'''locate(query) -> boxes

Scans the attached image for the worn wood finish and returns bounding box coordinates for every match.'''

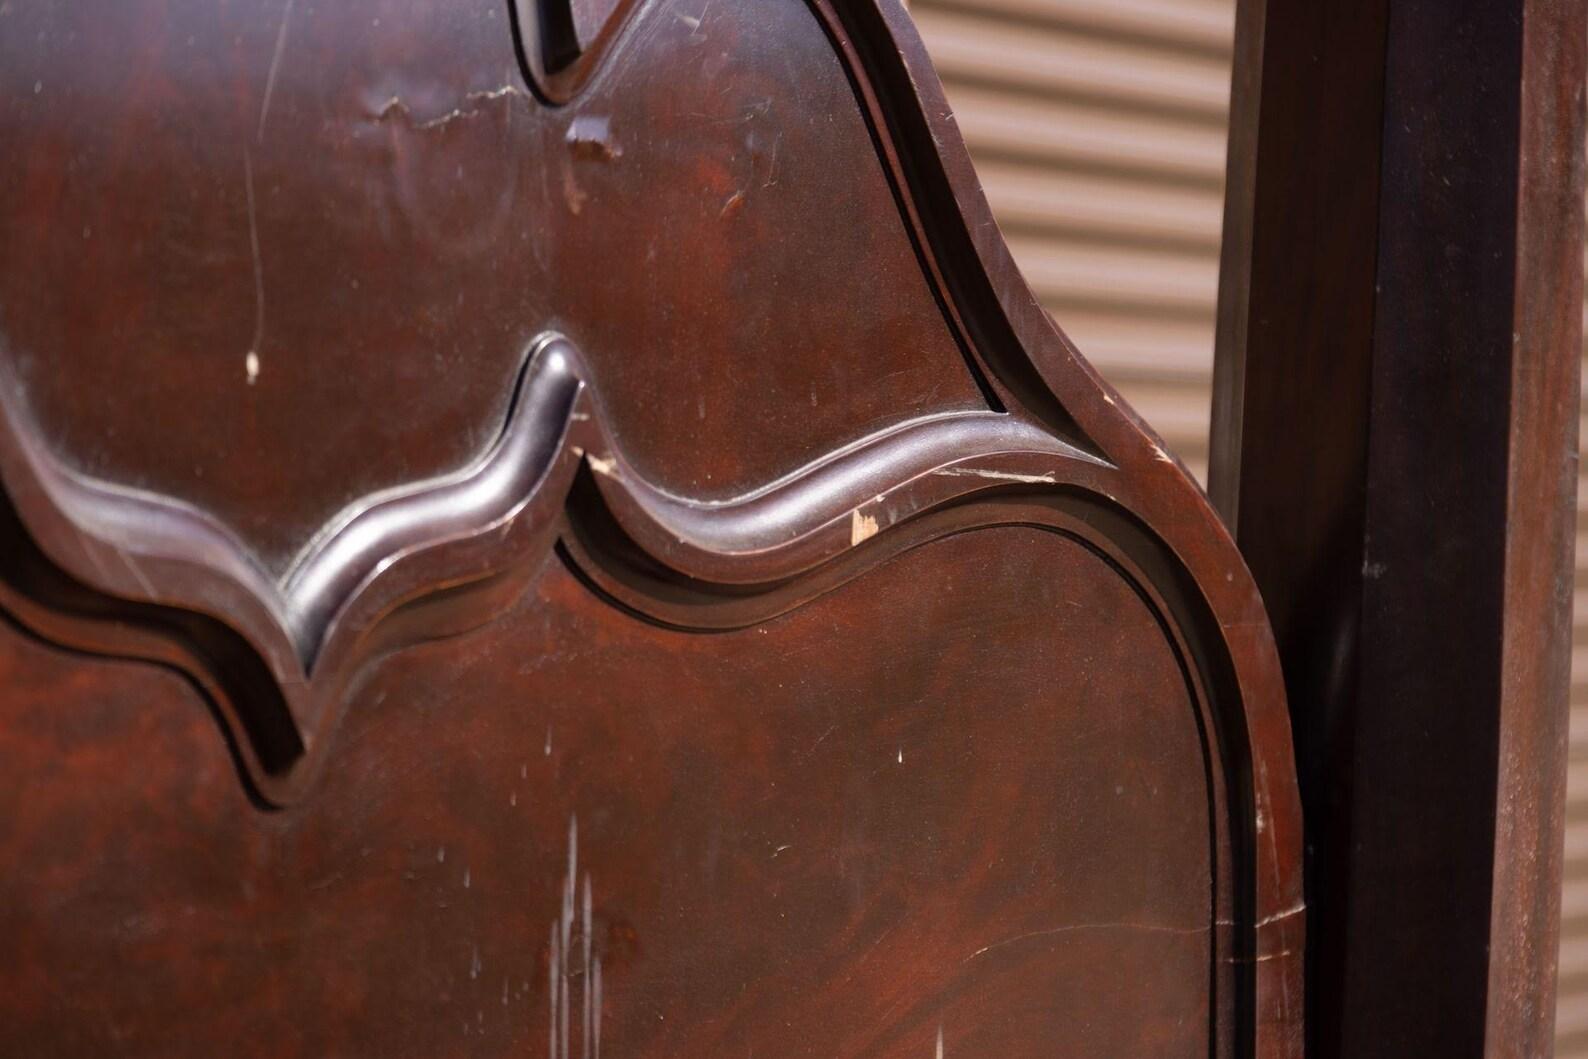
[1212,0,1586,1053]
[0,0,1302,1054]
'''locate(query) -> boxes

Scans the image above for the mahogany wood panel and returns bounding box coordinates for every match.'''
[0,0,1301,1054]
[1212,0,1585,1053]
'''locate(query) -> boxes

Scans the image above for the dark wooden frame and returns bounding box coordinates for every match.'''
[1213,0,1587,1052]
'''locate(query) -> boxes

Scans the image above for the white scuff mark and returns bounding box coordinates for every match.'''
[897,748,904,765]
[935,466,1055,485]
[256,0,295,140]
[463,867,471,889]
[242,147,265,385]
[850,508,879,546]
[936,1024,945,1059]
[587,454,618,477]
[544,727,552,756]
[680,0,713,40]
[375,85,526,132]
[565,114,621,161]
[772,844,792,857]
[510,790,517,807]
[1152,446,1174,464]
[548,814,602,1059]
[1255,900,1306,928]
[437,846,446,863]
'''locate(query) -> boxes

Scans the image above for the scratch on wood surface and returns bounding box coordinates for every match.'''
[374,85,525,132]
[566,114,621,161]
[850,508,879,546]
[548,815,602,1059]
[1256,901,1305,928]
[256,0,295,140]
[118,551,157,597]
[962,920,1209,965]
[242,148,265,384]
[935,466,1056,485]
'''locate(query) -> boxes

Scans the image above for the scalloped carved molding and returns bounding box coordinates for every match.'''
[0,332,1108,797]
[0,0,1303,1049]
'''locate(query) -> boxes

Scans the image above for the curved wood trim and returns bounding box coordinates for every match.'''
[0,1,1303,1048]
[0,335,1109,786]
[507,0,645,105]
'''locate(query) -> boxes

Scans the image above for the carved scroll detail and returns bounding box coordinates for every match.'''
[0,332,1107,803]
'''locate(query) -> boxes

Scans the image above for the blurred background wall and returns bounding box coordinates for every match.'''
[908,0,1588,1051]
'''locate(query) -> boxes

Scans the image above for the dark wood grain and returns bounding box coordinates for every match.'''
[0,0,1303,1053]
[1212,0,1585,1053]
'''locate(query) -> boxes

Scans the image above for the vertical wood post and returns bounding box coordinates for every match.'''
[1212,0,1586,1053]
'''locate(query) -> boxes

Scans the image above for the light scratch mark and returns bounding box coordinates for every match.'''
[375,85,526,132]
[807,724,837,756]
[256,0,295,141]
[935,466,1055,485]
[936,1024,945,1059]
[763,132,782,188]
[962,920,1209,965]
[850,508,879,546]
[118,551,157,598]
[1256,900,1305,928]
[242,148,265,385]
[548,814,602,1059]
[587,454,618,477]
[583,873,593,1058]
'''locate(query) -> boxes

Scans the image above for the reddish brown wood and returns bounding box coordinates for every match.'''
[1212,0,1585,1053]
[0,0,1302,1054]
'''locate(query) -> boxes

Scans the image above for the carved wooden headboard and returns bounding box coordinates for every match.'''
[0,0,1302,1053]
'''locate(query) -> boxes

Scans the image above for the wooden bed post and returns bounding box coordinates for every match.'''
[1212,0,1587,1053]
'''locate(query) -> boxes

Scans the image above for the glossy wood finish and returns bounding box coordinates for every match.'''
[1212,0,1586,1053]
[0,0,1301,1054]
